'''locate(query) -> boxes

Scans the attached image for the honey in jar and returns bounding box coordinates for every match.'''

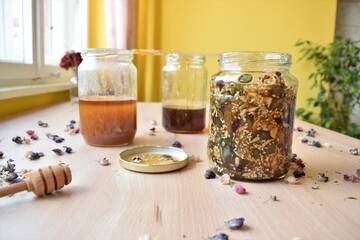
[79,97,136,146]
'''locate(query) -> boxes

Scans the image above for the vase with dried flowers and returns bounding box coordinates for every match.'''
[59,51,83,103]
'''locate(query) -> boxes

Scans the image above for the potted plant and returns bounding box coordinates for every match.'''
[295,36,360,139]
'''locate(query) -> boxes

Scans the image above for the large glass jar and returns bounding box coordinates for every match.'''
[78,49,137,147]
[162,53,207,133]
[208,52,298,180]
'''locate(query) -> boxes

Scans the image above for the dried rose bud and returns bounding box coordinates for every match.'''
[233,183,246,194]
[100,158,110,166]
[343,174,357,182]
[285,176,300,184]
[26,130,35,135]
[220,174,231,185]
[30,134,39,140]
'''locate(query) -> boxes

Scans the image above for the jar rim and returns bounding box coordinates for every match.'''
[219,51,291,65]
[165,52,206,63]
[82,48,133,57]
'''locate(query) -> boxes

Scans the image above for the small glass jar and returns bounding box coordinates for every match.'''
[208,52,298,180]
[78,49,137,146]
[162,53,207,133]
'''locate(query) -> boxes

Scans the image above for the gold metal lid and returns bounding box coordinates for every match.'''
[119,145,188,173]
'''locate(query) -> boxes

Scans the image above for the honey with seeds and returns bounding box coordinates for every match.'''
[208,52,298,180]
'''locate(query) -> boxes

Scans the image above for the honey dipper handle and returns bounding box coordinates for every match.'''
[0,181,28,198]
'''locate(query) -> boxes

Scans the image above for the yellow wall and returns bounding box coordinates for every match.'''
[88,0,107,48]
[137,0,337,108]
[0,91,69,118]
[0,0,337,117]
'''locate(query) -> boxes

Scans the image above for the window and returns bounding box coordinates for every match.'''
[0,0,87,84]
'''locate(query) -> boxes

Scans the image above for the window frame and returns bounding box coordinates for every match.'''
[0,0,88,87]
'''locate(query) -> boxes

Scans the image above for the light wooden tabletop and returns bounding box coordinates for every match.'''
[0,102,359,240]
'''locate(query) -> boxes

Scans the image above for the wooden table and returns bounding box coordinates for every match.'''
[0,102,359,240]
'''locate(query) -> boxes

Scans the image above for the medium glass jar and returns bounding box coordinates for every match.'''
[78,49,137,146]
[162,53,207,133]
[208,52,298,180]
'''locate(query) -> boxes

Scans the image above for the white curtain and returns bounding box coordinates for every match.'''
[104,0,135,49]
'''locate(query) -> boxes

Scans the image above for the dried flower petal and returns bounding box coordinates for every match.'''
[205,169,216,179]
[23,138,31,144]
[38,120,48,127]
[12,136,23,144]
[317,173,329,182]
[296,127,304,132]
[63,146,73,154]
[52,149,63,156]
[149,127,156,135]
[100,158,110,166]
[30,134,39,140]
[132,156,142,163]
[343,174,358,182]
[263,195,278,203]
[208,233,229,240]
[285,176,300,184]
[356,169,360,178]
[224,217,245,229]
[293,170,305,178]
[26,130,35,135]
[349,148,359,155]
[306,128,317,137]
[233,183,246,194]
[220,174,231,185]
[59,51,82,70]
[150,120,157,126]
[172,140,182,148]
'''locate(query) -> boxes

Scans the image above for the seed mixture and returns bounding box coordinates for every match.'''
[208,71,297,180]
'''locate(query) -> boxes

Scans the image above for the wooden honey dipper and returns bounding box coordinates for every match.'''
[0,165,72,198]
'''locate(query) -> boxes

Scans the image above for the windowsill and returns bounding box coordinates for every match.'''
[0,82,70,100]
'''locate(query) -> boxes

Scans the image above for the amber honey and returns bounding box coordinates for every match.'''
[162,105,206,133]
[79,98,136,146]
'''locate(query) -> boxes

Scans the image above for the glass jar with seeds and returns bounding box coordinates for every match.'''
[162,53,208,133]
[207,52,298,180]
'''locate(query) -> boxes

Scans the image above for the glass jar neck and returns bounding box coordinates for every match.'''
[219,51,291,72]
[165,53,205,65]
[81,48,133,61]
